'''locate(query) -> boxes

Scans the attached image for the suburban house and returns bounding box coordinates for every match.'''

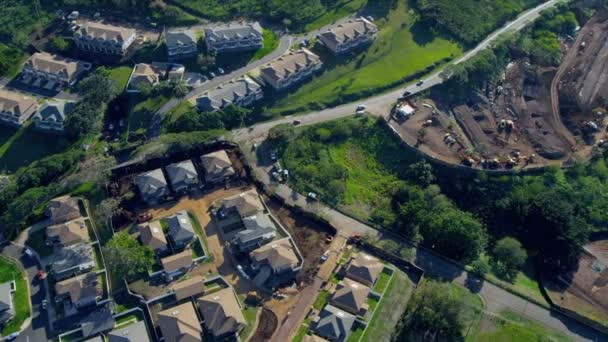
[138,221,168,255]
[46,217,90,246]
[171,275,205,301]
[196,76,263,112]
[135,169,170,204]
[312,304,356,342]
[0,281,14,327]
[46,196,82,224]
[200,150,236,184]
[303,335,331,342]
[318,18,378,55]
[21,52,92,87]
[166,29,198,59]
[49,242,96,280]
[167,210,196,248]
[54,272,101,312]
[250,238,301,288]
[0,90,37,127]
[126,62,185,93]
[233,214,277,253]
[330,278,370,316]
[197,287,246,339]
[32,100,76,133]
[107,320,151,342]
[161,249,193,278]
[219,189,265,218]
[345,253,384,287]
[74,21,136,55]
[79,305,115,339]
[204,22,263,53]
[157,302,202,342]
[165,160,199,194]
[260,49,323,91]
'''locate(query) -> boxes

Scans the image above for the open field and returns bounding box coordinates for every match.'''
[267,0,462,115]
[250,30,280,62]
[303,0,367,32]
[127,96,169,135]
[282,116,417,222]
[0,257,30,335]
[108,66,133,91]
[0,124,70,173]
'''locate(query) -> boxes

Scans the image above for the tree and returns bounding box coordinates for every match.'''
[103,232,156,280]
[491,237,527,281]
[405,161,435,187]
[471,258,491,277]
[51,36,69,52]
[395,280,464,341]
[268,123,296,144]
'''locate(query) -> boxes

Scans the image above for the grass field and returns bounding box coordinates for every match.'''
[476,310,570,342]
[312,290,330,310]
[303,0,368,32]
[240,305,259,340]
[372,269,391,293]
[108,66,133,91]
[0,123,70,173]
[267,0,462,115]
[127,96,168,135]
[0,257,30,335]
[282,116,417,221]
[250,29,280,62]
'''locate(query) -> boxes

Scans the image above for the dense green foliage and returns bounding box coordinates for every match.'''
[280,117,486,262]
[131,129,225,160]
[395,280,464,340]
[165,105,251,133]
[414,0,540,45]
[103,231,156,280]
[492,237,528,281]
[65,68,119,140]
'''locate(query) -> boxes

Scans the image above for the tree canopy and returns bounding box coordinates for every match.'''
[103,231,156,280]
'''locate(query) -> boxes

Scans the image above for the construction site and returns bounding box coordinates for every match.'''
[390,10,608,171]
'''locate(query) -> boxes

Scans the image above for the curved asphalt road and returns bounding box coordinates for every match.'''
[0,243,51,342]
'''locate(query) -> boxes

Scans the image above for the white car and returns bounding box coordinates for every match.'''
[307,192,318,201]
[24,249,34,258]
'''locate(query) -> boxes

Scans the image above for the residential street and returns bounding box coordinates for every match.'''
[0,243,51,342]
[244,142,608,342]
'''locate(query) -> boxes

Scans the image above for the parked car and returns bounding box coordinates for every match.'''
[366,16,374,21]
[218,67,225,75]
[416,80,424,86]
[403,90,412,97]
[270,150,278,161]
[209,72,216,78]
[41,299,48,310]
[292,119,302,125]
[24,249,34,258]
[137,212,152,223]
[320,251,330,262]
[307,192,318,201]
[356,104,366,111]
[36,270,47,280]
[108,123,114,131]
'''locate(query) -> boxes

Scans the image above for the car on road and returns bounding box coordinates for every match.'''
[209,72,216,78]
[403,90,412,97]
[320,250,330,262]
[36,270,47,280]
[218,67,225,75]
[42,299,48,310]
[366,16,374,21]
[292,119,302,125]
[24,248,34,258]
[270,150,278,161]
[307,192,318,201]
[6,332,19,340]
[356,104,366,111]
[416,80,424,86]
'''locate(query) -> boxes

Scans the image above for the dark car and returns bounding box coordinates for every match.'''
[416,80,424,86]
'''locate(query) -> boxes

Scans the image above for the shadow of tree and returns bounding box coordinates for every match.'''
[410,21,437,46]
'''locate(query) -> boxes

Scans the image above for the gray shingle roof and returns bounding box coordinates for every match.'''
[107,320,151,342]
[167,210,195,244]
[165,160,198,191]
[135,169,168,201]
[197,287,245,338]
[166,30,196,49]
[204,22,262,42]
[196,76,261,112]
[313,305,355,341]
[33,100,75,123]
[235,214,276,245]
[50,242,95,275]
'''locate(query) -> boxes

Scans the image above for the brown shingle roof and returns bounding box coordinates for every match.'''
[79,21,135,42]
[260,49,321,82]
[345,253,383,286]
[55,272,101,304]
[25,52,86,80]
[197,287,245,338]
[139,221,168,252]
[330,278,370,315]
[47,218,89,246]
[46,196,81,224]
[220,189,264,217]
[319,18,377,46]
[0,90,37,118]
[200,150,235,180]
[161,249,193,273]
[157,302,202,342]
[129,63,165,89]
[251,238,299,272]
[172,275,205,301]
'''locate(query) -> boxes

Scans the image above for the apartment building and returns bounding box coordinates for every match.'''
[204,22,263,53]
[196,76,263,112]
[32,100,75,133]
[318,17,378,54]
[21,52,92,87]
[260,49,322,91]
[0,90,37,127]
[74,21,136,55]
[166,29,198,59]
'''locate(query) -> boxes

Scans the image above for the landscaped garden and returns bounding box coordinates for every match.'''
[0,257,30,335]
[265,0,462,115]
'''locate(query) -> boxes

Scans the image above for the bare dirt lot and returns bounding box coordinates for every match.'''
[250,308,278,342]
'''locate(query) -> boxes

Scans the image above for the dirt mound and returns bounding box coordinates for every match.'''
[250,308,278,342]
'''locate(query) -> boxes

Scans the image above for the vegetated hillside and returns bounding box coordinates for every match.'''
[413,0,541,45]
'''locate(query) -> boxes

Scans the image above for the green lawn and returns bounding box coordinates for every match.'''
[476,310,570,342]
[0,257,30,335]
[240,305,259,340]
[372,269,391,293]
[293,320,311,342]
[250,29,280,62]
[446,283,484,340]
[313,290,330,310]
[267,0,462,115]
[304,0,368,32]
[361,269,413,341]
[108,66,133,91]
[187,212,213,262]
[127,95,169,135]
[164,100,195,125]
[346,323,365,342]
[0,123,70,173]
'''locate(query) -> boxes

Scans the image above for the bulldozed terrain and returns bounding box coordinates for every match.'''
[391,11,608,170]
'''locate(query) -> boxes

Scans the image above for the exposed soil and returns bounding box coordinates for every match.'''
[250,308,278,342]
[264,197,336,284]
